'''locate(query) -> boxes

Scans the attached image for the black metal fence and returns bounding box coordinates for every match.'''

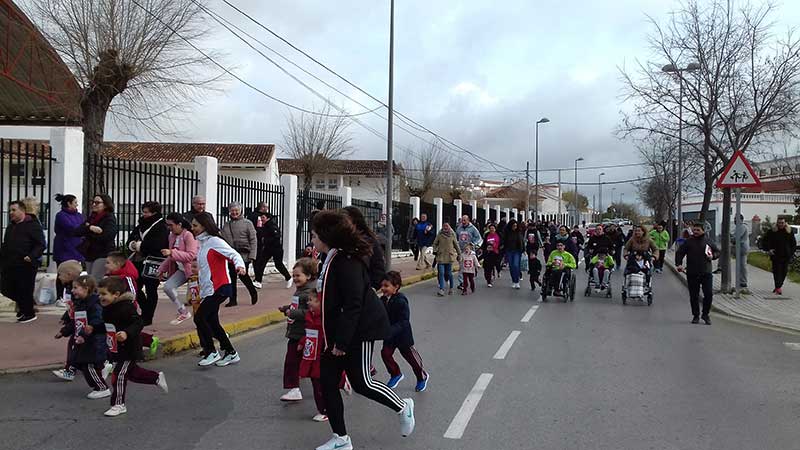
[296,190,342,256]
[0,139,54,264]
[477,207,487,229]
[351,198,383,235]
[420,201,437,230]
[489,208,497,222]
[85,154,199,249]
[463,203,473,222]
[217,175,285,228]
[442,202,457,227]
[392,200,412,250]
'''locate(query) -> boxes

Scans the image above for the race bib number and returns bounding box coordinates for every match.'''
[463,259,474,269]
[105,323,117,353]
[487,237,498,247]
[460,232,469,242]
[528,234,536,244]
[303,329,319,361]
[74,311,88,335]
[187,279,201,306]
[287,296,299,324]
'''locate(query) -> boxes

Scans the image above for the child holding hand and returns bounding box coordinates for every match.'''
[278,258,316,402]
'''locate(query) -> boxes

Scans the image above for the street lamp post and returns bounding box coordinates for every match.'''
[611,187,617,210]
[534,117,550,221]
[662,62,700,226]
[573,157,583,226]
[384,0,395,268]
[598,172,605,220]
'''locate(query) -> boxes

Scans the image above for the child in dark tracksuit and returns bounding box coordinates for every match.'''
[482,243,501,287]
[54,275,109,399]
[528,255,543,291]
[380,271,429,392]
[278,258,316,402]
[105,252,159,358]
[98,276,167,417]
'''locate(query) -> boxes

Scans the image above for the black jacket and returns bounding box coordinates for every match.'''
[0,215,45,269]
[321,252,390,351]
[382,292,414,348]
[76,213,118,261]
[102,293,144,362]
[503,229,525,253]
[586,234,613,256]
[675,234,720,274]
[763,229,797,261]
[59,294,107,365]
[251,213,283,252]
[365,234,387,290]
[127,214,169,259]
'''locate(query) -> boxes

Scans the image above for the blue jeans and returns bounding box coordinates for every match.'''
[507,251,522,283]
[437,263,454,290]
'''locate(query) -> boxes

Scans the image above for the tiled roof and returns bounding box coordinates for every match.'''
[278,158,402,176]
[101,142,275,164]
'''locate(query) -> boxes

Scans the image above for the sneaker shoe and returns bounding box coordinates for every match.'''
[691,316,700,324]
[776,288,783,295]
[149,336,160,358]
[312,413,329,422]
[415,372,429,392]
[387,373,404,389]
[87,389,111,399]
[702,315,712,325]
[447,289,453,295]
[198,352,221,367]
[52,368,75,381]
[399,398,415,437]
[286,278,294,289]
[215,350,241,367]
[17,315,37,324]
[437,290,445,297]
[315,434,352,450]
[280,387,303,402]
[55,299,67,308]
[253,281,263,289]
[102,362,113,380]
[104,404,127,417]
[170,310,192,325]
[157,372,169,393]
[487,283,493,288]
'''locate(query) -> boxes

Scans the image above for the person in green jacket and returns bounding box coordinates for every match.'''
[649,223,670,273]
[589,249,615,289]
[546,241,577,295]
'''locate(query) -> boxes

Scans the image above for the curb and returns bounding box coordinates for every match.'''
[1,267,444,375]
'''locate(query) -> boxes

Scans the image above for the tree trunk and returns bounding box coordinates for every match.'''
[698,157,715,222]
[80,97,111,207]
[719,187,732,293]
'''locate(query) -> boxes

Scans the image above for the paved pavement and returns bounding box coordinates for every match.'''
[2,263,800,450]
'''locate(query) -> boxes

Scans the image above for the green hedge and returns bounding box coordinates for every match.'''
[748,252,800,284]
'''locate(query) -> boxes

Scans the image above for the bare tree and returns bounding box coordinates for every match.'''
[402,142,466,202]
[282,103,353,193]
[561,191,589,213]
[619,0,800,291]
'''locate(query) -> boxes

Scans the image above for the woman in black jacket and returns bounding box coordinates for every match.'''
[126,201,169,326]
[76,194,118,279]
[0,200,45,322]
[311,210,415,450]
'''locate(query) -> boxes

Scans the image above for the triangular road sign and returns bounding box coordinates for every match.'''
[716,150,762,188]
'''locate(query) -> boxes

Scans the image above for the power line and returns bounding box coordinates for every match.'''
[401,162,649,174]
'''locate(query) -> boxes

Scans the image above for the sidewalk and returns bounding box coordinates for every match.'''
[0,256,435,373]
[665,248,800,333]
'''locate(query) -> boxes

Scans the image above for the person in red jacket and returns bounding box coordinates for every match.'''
[298,291,327,422]
[105,252,159,357]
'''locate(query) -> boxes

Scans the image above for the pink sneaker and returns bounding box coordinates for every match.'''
[170,310,192,325]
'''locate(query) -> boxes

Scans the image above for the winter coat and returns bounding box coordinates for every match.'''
[126,214,169,262]
[382,292,414,348]
[624,237,658,258]
[483,232,502,254]
[299,309,323,379]
[415,221,435,247]
[250,213,283,252]
[53,207,85,263]
[221,216,258,261]
[432,230,460,264]
[547,250,577,270]
[157,230,198,277]
[102,293,144,362]
[763,228,797,261]
[0,215,45,269]
[734,223,750,252]
[586,233,613,256]
[76,212,118,262]
[59,293,107,365]
[503,229,525,253]
[318,250,390,351]
[407,222,418,246]
[590,254,616,270]
[460,251,481,275]
[107,259,140,293]
[195,232,246,298]
[455,223,483,252]
[570,230,585,249]
[675,234,720,275]
[649,229,670,251]
[285,283,314,340]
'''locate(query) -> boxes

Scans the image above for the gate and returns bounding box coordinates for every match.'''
[217,175,284,227]
[392,201,412,250]
[296,190,342,256]
[420,201,437,230]
[442,203,457,227]
[351,198,383,234]
[463,203,473,222]
[477,207,487,230]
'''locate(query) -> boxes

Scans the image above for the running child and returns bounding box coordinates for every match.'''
[460,244,481,295]
[105,252,159,358]
[52,260,91,381]
[298,289,327,422]
[482,242,501,288]
[590,249,615,289]
[278,257,316,402]
[528,254,543,292]
[380,271,429,392]
[157,212,198,325]
[54,275,110,399]
[98,276,168,417]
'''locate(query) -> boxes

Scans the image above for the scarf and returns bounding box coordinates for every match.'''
[89,210,107,225]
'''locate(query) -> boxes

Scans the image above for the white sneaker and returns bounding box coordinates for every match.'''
[87,389,111,399]
[280,387,302,402]
[253,281,263,289]
[487,283,493,288]
[54,299,67,308]
[286,278,294,289]
[157,372,169,393]
[312,413,329,422]
[399,398,415,437]
[198,352,220,367]
[52,368,75,381]
[101,362,113,380]
[104,404,127,417]
[215,350,241,367]
[316,434,352,450]
[170,310,192,325]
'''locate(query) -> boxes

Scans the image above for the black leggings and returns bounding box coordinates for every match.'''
[227,262,258,305]
[194,286,235,355]
[771,257,790,289]
[320,341,405,437]
[137,276,161,326]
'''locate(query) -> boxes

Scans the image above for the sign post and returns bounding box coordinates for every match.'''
[715,151,762,297]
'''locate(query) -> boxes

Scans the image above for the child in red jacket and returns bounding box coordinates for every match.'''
[298,291,327,422]
[105,252,159,358]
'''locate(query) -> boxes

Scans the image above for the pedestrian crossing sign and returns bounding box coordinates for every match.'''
[716,151,761,188]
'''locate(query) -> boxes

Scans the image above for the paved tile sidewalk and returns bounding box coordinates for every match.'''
[665,248,800,332]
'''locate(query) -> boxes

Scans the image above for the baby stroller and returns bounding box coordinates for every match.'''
[621,251,653,306]
[584,252,614,299]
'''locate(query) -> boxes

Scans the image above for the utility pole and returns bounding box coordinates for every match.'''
[384,0,395,268]
[557,169,562,219]
[525,161,530,216]
[598,172,605,220]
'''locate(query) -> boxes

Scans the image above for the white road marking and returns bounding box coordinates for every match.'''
[493,330,521,360]
[784,342,800,350]
[521,305,539,322]
[443,373,494,440]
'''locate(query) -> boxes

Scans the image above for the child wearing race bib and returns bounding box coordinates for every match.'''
[278,258,317,403]
[460,244,481,295]
[52,260,86,382]
[298,290,327,422]
[105,252,160,358]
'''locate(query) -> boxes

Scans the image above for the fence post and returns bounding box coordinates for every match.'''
[495,205,501,222]
[410,196,421,219]
[512,208,518,221]
[454,199,463,220]
[504,208,510,221]
[194,156,219,219]
[339,186,352,207]
[434,197,443,229]
[49,127,85,269]
[281,175,298,269]
[470,200,478,220]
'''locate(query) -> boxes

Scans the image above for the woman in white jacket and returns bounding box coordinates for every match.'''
[191,212,246,367]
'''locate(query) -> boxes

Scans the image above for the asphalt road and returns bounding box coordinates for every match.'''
[2,264,800,450]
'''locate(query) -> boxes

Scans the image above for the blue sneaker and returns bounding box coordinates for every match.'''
[387,373,404,389]
[415,372,429,392]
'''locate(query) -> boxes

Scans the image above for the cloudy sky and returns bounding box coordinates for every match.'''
[6,0,800,210]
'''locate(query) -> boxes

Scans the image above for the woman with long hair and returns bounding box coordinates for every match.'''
[311,210,415,450]
[53,194,85,305]
[76,194,118,279]
[503,219,525,289]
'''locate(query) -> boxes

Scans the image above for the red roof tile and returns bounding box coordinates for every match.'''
[278,158,401,176]
[101,142,274,164]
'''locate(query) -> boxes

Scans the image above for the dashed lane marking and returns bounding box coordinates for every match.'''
[521,305,539,323]
[443,373,494,440]
[784,342,800,350]
[493,330,521,360]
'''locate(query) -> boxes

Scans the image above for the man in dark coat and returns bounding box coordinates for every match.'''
[676,224,720,325]
[1,201,45,322]
[762,217,797,295]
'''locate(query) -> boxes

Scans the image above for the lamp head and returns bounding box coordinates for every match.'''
[662,64,678,73]
[537,118,550,124]
[686,62,701,71]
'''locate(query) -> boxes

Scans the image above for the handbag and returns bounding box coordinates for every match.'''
[141,256,166,280]
[521,256,529,273]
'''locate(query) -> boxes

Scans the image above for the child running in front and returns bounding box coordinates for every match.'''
[380,271,429,392]
[298,289,327,422]
[105,252,159,358]
[98,276,168,417]
[54,275,110,400]
[460,244,481,295]
[278,257,316,402]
